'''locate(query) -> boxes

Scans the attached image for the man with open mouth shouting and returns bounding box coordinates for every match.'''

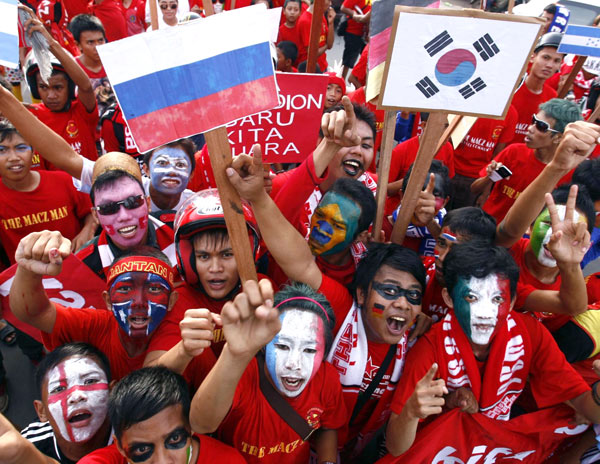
[10,231,184,381]
[384,241,600,460]
[227,146,426,462]
[22,343,113,463]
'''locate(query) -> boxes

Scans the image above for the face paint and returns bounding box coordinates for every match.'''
[126,427,190,463]
[530,205,585,268]
[371,281,423,305]
[372,302,385,318]
[149,147,192,195]
[308,191,361,256]
[451,274,512,346]
[94,177,148,249]
[265,309,325,398]
[109,272,171,338]
[46,356,109,443]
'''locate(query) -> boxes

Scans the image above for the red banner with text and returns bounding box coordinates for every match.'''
[376,406,587,464]
[226,73,328,163]
[0,255,107,343]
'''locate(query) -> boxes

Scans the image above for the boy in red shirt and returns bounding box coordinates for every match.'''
[79,367,244,463]
[23,11,99,162]
[277,0,302,51]
[297,0,335,71]
[275,41,298,72]
[69,14,107,82]
[190,280,346,463]
[324,72,345,109]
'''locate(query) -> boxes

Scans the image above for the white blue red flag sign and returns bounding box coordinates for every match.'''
[558,25,600,58]
[380,8,543,118]
[97,5,278,153]
[0,0,18,68]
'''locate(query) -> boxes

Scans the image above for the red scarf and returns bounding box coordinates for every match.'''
[437,312,532,420]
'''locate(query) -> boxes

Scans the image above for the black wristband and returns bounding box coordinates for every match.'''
[592,380,600,406]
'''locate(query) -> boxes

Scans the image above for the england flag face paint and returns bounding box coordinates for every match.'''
[265,309,325,398]
[46,356,109,443]
[149,147,191,195]
[452,274,511,346]
[109,271,171,338]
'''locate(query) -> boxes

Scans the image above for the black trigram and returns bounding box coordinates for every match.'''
[416,76,439,98]
[459,77,486,99]
[473,34,499,61]
[459,77,486,98]
[424,31,453,57]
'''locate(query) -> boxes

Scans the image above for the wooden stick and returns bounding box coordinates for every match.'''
[589,102,600,124]
[507,0,515,14]
[557,56,586,99]
[149,0,159,30]
[205,127,258,283]
[306,0,324,73]
[230,0,236,9]
[433,114,455,155]
[390,112,448,245]
[202,0,215,16]
[373,110,397,242]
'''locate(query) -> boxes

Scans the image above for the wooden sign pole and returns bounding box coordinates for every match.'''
[557,56,586,99]
[202,4,257,283]
[589,103,600,123]
[150,0,159,30]
[306,0,325,73]
[433,114,457,154]
[507,0,515,14]
[373,110,397,242]
[390,112,448,245]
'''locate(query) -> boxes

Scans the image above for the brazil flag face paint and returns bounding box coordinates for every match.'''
[308,192,361,256]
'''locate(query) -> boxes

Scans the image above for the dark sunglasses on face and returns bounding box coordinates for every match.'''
[94,195,146,216]
[212,0,225,4]
[160,3,178,9]
[531,114,560,134]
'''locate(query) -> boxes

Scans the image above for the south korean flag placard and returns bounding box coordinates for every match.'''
[380,8,544,118]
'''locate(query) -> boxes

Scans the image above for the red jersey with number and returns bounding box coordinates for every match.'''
[29,99,98,162]
[42,303,181,381]
[454,106,518,178]
[0,171,91,264]
[217,358,347,463]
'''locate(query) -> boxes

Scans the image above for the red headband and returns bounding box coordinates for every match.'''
[275,297,331,324]
[107,257,175,288]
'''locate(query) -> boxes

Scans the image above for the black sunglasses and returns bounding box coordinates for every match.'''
[160,3,177,9]
[94,195,146,216]
[531,114,560,134]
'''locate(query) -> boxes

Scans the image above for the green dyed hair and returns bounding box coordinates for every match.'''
[539,98,582,134]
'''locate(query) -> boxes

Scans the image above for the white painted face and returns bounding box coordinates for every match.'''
[264,309,325,398]
[531,205,584,268]
[452,274,511,346]
[149,147,192,195]
[46,356,109,443]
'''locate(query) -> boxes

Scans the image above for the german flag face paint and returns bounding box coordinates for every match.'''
[372,302,385,318]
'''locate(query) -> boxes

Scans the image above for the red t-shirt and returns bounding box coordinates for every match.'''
[76,56,107,79]
[297,10,328,71]
[277,24,302,60]
[508,82,557,145]
[29,99,99,162]
[0,171,91,264]
[89,0,128,42]
[342,0,370,36]
[122,0,146,36]
[42,303,181,381]
[481,144,546,223]
[390,312,590,416]
[453,106,518,178]
[78,434,245,463]
[217,357,347,463]
[420,257,451,324]
[350,44,368,88]
[188,145,216,192]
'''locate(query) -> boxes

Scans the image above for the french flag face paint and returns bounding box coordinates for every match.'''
[109,271,170,338]
[265,309,325,398]
[45,356,109,443]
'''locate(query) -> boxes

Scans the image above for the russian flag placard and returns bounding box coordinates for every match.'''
[97,5,278,152]
[558,25,600,58]
[0,0,18,68]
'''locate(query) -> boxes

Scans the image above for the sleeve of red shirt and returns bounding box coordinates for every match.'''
[317,274,354,334]
[271,152,328,198]
[41,304,111,352]
[498,106,518,144]
[390,334,437,415]
[524,314,591,408]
